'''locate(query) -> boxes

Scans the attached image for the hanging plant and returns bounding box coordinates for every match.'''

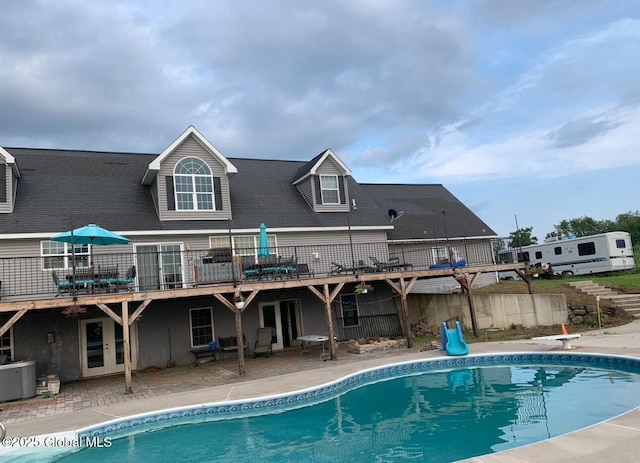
[355,282,374,294]
[453,271,469,286]
[233,292,246,309]
[61,304,87,318]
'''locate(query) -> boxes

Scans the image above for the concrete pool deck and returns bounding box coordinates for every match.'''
[3,320,640,462]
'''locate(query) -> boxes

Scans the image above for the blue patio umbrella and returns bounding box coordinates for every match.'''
[51,224,130,266]
[258,223,270,257]
[52,224,130,246]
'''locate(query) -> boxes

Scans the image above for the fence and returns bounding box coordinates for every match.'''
[0,238,507,300]
[333,314,404,340]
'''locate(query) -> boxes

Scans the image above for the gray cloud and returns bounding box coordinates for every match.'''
[547,117,621,149]
[0,0,481,160]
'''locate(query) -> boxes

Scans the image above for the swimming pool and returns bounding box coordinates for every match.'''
[5,352,640,462]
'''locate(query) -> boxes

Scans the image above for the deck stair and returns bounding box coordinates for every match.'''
[565,280,640,318]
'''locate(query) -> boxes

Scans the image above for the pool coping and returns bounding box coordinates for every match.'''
[3,351,640,461]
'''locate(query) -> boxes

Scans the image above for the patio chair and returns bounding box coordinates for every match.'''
[254,327,273,359]
[115,265,136,291]
[52,271,73,296]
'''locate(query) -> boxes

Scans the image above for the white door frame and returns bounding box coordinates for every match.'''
[80,317,138,378]
[134,242,184,291]
[258,302,283,351]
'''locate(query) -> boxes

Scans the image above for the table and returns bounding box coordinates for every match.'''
[297,335,331,361]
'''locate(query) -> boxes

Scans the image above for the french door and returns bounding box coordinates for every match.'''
[80,317,137,377]
[258,300,302,350]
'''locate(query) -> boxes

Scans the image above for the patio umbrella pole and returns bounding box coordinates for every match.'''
[71,229,77,297]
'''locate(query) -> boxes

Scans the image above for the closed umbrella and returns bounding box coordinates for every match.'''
[258,223,270,257]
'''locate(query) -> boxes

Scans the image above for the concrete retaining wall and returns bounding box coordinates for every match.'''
[408,293,568,330]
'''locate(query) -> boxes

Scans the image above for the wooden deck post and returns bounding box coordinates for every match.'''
[122,300,132,393]
[398,278,413,348]
[235,308,246,376]
[323,284,337,360]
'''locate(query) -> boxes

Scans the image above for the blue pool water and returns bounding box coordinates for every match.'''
[49,360,640,463]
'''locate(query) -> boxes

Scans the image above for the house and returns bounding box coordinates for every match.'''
[0,126,512,387]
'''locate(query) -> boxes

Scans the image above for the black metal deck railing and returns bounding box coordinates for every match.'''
[0,238,514,301]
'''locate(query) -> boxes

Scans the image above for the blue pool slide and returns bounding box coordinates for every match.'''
[440,321,469,356]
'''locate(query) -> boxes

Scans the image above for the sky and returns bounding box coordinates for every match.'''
[1,0,639,240]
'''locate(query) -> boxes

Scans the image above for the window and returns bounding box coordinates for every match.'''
[535,251,542,259]
[190,307,214,348]
[41,241,90,270]
[174,157,214,211]
[578,242,596,256]
[0,325,12,363]
[319,175,340,204]
[340,294,359,327]
[433,247,448,264]
[209,237,231,249]
[554,247,562,255]
[232,235,277,264]
[616,239,626,249]
[517,251,530,262]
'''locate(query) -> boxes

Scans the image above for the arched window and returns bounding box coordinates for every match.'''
[174,157,214,211]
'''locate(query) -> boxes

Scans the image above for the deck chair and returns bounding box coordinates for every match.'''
[254,327,273,359]
[52,270,73,296]
[329,261,349,275]
[115,265,136,291]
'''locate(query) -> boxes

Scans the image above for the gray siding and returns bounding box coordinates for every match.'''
[313,159,349,213]
[296,177,314,207]
[0,161,11,213]
[157,135,231,221]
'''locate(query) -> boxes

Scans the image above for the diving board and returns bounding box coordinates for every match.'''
[532,334,581,350]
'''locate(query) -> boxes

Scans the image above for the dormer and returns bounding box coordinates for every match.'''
[141,126,237,221]
[0,147,21,214]
[293,149,352,212]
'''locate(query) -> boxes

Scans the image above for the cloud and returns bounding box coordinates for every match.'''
[546,116,621,149]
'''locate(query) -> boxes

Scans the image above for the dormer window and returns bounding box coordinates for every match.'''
[174,157,215,211]
[320,175,340,204]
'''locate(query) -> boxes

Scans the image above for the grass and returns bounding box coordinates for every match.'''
[414,270,640,346]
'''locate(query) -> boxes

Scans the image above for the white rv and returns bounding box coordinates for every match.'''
[513,231,635,276]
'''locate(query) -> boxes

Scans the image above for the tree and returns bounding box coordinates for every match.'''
[615,211,640,245]
[546,211,640,244]
[508,226,537,248]
[550,216,613,240]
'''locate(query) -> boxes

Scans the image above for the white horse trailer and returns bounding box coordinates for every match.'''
[516,231,635,276]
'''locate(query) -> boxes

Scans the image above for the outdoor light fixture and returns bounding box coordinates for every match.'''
[234,289,245,310]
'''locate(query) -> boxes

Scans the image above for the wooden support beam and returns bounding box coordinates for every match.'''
[384,276,417,348]
[306,283,344,361]
[122,301,132,394]
[0,310,27,337]
[212,290,258,377]
[96,302,123,325]
[235,309,245,376]
[465,285,479,338]
[514,268,535,294]
[129,299,152,325]
[323,284,337,360]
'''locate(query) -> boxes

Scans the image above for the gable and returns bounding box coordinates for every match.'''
[0,147,21,213]
[294,149,351,212]
[142,125,237,185]
[158,136,230,221]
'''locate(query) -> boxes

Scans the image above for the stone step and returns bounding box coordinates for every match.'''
[566,280,594,288]
[565,280,640,318]
[608,294,640,303]
[580,288,618,299]
[601,293,640,318]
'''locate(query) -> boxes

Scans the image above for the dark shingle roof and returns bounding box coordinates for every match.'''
[359,183,497,241]
[0,148,391,235]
